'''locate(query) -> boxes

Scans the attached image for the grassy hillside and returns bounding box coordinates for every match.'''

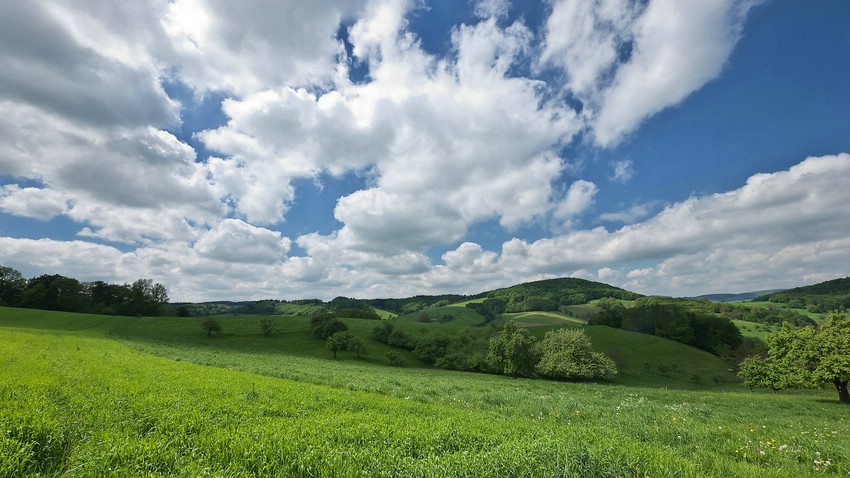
[1,307,848,476]
[754,276,850,312]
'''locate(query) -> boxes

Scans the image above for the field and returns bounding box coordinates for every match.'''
[1,306,848,477]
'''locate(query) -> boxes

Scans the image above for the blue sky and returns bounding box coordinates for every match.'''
[1,0,848,301]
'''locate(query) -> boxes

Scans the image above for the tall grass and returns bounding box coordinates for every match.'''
[1,309,848,476]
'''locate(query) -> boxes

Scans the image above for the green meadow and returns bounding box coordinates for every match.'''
[1,306,848,477]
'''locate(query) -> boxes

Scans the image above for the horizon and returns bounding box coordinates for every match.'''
[1,0,849,302]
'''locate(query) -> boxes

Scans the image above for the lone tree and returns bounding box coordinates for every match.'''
[259,318,276,337]
[326,331,353,359]
[487,321,539,378]
[739,311,850,403]
[202,317,222,337]
[536,328,617,381]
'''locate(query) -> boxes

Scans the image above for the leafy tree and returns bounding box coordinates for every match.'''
[739,312,850,403]
[387,328,414,350]
[259,318,276,337]
[372,321,395,343]
[310,314,348,339]
[0,265,26,305]
[591,298,626,327]
[202,318,222,337]
[347,335,368,359]
[738,356,795,392]
[535,328,617,381]
[326,331,352,359]
[487,321,539,377]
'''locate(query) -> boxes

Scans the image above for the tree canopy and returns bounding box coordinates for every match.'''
[0,266,170,316]
[739,311,850,403]
[536,328,617,381]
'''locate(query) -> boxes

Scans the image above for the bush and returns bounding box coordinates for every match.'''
[386,351,405,367]
[535,328,617,381]
[201,318,222,337]
[259,318,275,337]
[310,314,348,339]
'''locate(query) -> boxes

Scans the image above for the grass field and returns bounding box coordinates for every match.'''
[1,306,848,477]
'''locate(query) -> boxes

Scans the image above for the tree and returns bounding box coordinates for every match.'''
[347,335,368,359]
[259,318,276,337]
[310,314,348,339]
[536,328,617,381]
[738,356,796,392]
[487,321,539,377]
[0,265,26,305]
[326,331,352,359]
[202,318,222,337]
[739,312,850,403]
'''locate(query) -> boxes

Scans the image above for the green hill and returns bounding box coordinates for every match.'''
[486,277,642,312]
[2,306,847,476]
[754,277,850,312]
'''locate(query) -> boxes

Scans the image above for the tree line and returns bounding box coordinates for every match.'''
[590,298,743,356]
[0,265,170,317]
[371,320,617,381]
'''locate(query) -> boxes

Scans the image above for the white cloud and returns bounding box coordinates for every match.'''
[499,154,850,295]
[0,186,69,220]
[610,159,634,183]
[162,0,368,95]
[592,0,760,146]
[199,11,580,247]
[474,0,510,19]
[600,201,655,224]
[542,0,761,147]
[194,219,291,264]
[553,180,598,229]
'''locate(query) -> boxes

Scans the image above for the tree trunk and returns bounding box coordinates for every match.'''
[834,378,850,404]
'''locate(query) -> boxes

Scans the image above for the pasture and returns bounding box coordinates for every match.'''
[1,307,848,477]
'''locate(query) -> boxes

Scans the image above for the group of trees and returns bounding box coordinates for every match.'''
[590,298,742,356]
[486,278,641,313]
[755,277,850,313]
[373,320,616,381]
[739,312,850,404]
[488,322,617,380]
[1,266,170,316]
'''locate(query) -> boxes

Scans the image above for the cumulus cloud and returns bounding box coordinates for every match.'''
[194,219,291,264]
[199,9,580,246]
[542,0,761,146]
[499,154,850,295]
[0,0,841,303]
[553,180,598,229]
[162,0,368,95]
[0,186,69,220]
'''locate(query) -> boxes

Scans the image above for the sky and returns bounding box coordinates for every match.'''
[1,0,849,302]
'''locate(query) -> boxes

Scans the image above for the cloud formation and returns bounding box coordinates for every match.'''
[1,0,844,302]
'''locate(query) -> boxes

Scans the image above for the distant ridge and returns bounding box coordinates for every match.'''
[689,289,784,302]
[753,277,850,312]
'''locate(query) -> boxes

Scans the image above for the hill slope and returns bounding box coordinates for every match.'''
[754,277,850,312]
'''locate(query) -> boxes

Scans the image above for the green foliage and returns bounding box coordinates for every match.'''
[738,357,794,392]
[741,312,850,403]
[591,299,742,356]
[4,308,850,476]
[487,321,540,377]
[466,298,505,324]
[325,331,352,358]
[755,276,850,312]
[201,317,222,337]
[0,265,25,306]
[536,328,617,381]
[309,314,348,339]
[487,277,641,313]
[259,318,275,337]
[0,265,169,316]
[385,351,405,367]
